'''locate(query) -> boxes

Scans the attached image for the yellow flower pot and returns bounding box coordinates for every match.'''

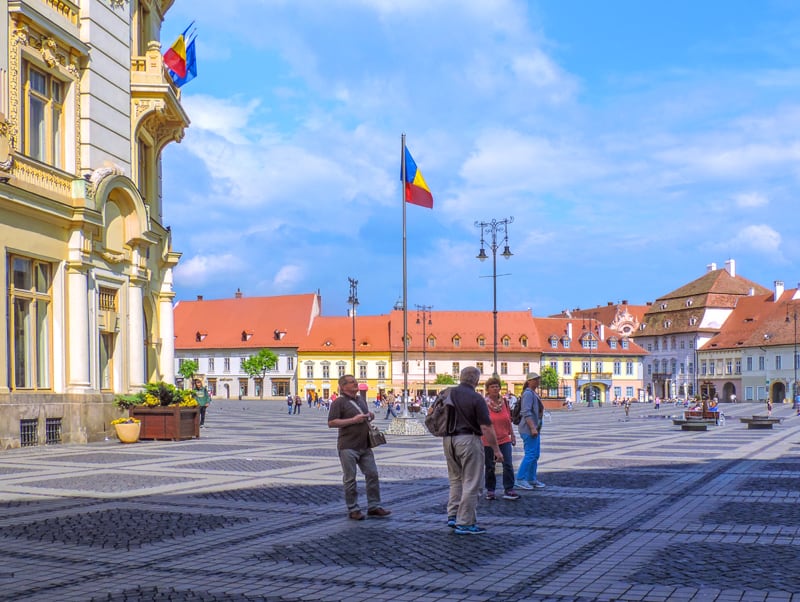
[114,422,141,444]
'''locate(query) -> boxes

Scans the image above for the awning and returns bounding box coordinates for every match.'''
[304,384,316,389]
[322,383,331,389]
[358,383,368,391]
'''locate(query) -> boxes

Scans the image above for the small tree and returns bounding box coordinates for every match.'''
[241,349,279,398]
[540,366,560,395]
[178,359,199,387]
[434,373,456,385]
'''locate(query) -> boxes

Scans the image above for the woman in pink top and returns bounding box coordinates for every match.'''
[482,376,520,500]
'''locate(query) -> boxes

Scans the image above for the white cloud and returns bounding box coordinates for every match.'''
[732,224,782,254]
[273,265,305,290]
[175,253,245,285]
[734,192,768,208]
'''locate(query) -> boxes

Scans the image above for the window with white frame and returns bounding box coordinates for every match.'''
[596,361,602,374]
[208,358,215,372]
[626,361,633,375]
[582,361,590,372]
[735,358,741,374]
[626,386,634,397]
[758,356,765,370]
[613,361,621,375]
[377,364,386,380]
[22,61,66,169]
[428,361,435,374]
[500,362,508,374]
[746,356,753,371]
[358,364,367,379]
[287,356,294,371]
[563,360,571,375]
[745,386,753,401]
[306,363,314,378]
[224,357,231,372]
[322,363,330,379]
[775,355,782,370]
[8,255,52,390]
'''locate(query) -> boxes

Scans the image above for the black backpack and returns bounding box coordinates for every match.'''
[511,390,525,425]
[424,388,455,436]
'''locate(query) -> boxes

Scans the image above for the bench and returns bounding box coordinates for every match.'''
[685,410,720,420]
[673,416,713,431]
[739,415,782,429]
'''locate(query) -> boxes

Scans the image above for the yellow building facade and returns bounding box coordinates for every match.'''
[0,1,187,447]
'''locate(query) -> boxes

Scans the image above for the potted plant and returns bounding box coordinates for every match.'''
[111,417,141,443]
[114,382,200,441]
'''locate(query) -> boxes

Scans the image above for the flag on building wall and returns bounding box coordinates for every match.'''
[163,23,197,87]
[403,147,433,209]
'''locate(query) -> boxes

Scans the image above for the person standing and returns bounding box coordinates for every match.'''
[293,394,302,415]
[443,366,502,535]
[286,393,294,415]
[482,376,519,501]
[327,374,391,520]
[193,379,211,427]
[515,372,546,490]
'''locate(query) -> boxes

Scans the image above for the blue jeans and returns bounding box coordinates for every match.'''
[516,432,541,483]
[484,441,515,492]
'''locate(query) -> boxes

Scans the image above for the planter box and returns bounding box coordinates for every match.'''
[130,406,199,441]
[541,397,568,411]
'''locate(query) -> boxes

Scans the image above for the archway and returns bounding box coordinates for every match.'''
[722,382,736,404]
[771,382,786,404]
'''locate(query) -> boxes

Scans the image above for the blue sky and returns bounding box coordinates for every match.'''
[161,0,800,318]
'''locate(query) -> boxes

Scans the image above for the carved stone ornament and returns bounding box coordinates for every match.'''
[107,0,129,8]
[89,164,125,187]
[41,38,58,68]
[101,250,126,264]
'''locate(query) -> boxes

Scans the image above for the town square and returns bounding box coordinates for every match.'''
[3,1,800,601]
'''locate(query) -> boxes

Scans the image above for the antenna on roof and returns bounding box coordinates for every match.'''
[393,297,404,311]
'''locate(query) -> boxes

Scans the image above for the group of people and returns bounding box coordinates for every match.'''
[326,367,545,535]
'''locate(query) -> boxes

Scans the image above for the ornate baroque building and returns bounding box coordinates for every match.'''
[0,0,188,447]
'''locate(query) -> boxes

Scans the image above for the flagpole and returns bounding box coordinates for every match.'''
[401,133,409,416]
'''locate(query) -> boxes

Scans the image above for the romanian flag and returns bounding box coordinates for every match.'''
[163,23,197,87]
[403,147,434,209]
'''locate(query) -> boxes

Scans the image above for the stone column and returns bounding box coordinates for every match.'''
[127,282,145,389]
[66,263,91,390]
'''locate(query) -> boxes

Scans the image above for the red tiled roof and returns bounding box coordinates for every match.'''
[174,293,320,350]
[298,315,391,352]
[534,317,647,355]
[703,289,800,350]
[388,309,540,352]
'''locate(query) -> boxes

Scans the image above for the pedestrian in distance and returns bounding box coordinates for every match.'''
[327,374,391,521]
[293,394,302,415]
[193,379,211,427]
[515,372,546,491]
[482,376,519,501]
[384,391,398,419]
[286,394,293,415]
[443,366,503,535]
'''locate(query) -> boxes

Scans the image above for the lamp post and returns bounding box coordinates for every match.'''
[416,304,432,403]
[475,217,513,377]
[787,306,798,409]
[584,315,597,407]
[347,278,358,375]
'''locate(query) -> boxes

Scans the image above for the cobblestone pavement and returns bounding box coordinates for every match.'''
[1,400,799,601]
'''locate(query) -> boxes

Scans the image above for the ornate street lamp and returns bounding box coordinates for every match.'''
[416,304,432,403]
[347,278,359,375]
[475,217,513,377]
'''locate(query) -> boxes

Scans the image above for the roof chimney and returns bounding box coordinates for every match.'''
[599,324,605,340]
[607,301,613,306]
[775,280,784,301]
[724,259,735,277]
[707,263,717,272]
[622,299,628,305]
[567,322,573,339]
[235,288,243,299]
[197,295,203,301]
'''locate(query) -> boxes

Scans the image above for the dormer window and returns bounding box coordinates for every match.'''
[274,329,286,340]
[520,335,528,348]
[663,319,672,328]
[241,330,253,342]
[660,303,667,310]
[452,335,461,348]
[562,336,571,348]
[195,331,207,342]
[686,299,693,307]
[477,336,486,347]
[689,317,697,326]
[501,336,510,347]
[428,335,436,348]
[609,338,617,349]
[621,339,629,349]
[549,336,558,349]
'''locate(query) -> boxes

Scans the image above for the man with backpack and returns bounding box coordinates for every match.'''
[515,372,546,490]
[441,366,503,535]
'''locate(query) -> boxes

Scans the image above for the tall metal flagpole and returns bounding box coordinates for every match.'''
[401,133,409,415]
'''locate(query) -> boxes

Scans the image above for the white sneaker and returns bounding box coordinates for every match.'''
[514,480,534,490]
[532,480,546,489]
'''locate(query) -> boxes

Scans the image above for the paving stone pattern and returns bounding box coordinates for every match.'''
[0,400,799,601]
